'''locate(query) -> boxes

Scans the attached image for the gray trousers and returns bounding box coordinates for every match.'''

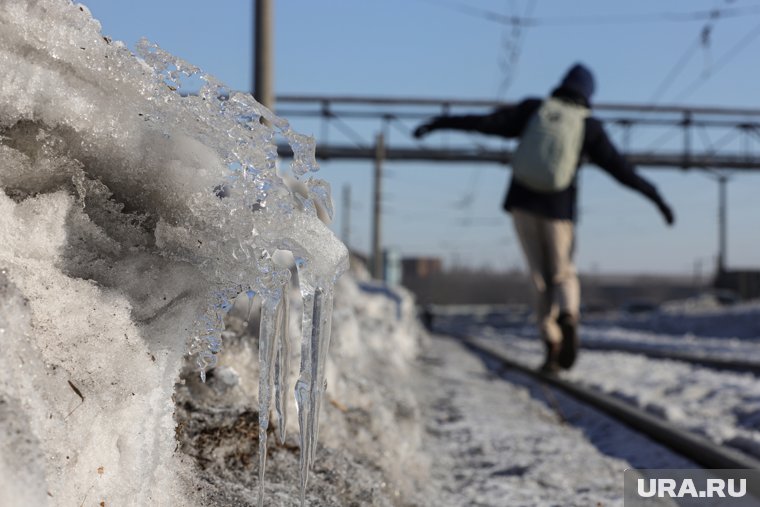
[512,209,580,344]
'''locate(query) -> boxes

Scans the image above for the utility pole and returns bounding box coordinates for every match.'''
[253,0,274,110]
[682,111,692,169]
[341,184,351,249]
[372,133,385,280]
[717,174,728,274]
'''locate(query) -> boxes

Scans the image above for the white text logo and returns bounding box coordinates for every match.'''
[637,478,747,499]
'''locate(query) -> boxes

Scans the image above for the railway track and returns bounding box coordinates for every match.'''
[444,324,760,375]
[456,334,760,473]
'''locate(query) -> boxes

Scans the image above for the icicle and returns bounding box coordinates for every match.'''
[274,276,291,445]
[245,289,256,324]
[293,257,340,506]
[194,289,239,382]
[304,286,323,469]
[257,294,281,507]
[293,281,315,507]
[309,286,334,465]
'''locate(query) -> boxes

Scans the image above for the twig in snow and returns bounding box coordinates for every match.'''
[539,384,567,424]
[329,398,348,413]
[68,380,84,402]
[65,380,85,419]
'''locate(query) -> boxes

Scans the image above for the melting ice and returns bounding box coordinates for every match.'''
[0,0,347,505]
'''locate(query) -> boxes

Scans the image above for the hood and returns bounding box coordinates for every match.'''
[558,63,595,104]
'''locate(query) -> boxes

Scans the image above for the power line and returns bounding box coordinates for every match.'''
[416,0,760,28]
[327,114,370,149]
[496,0,537,97]
[671,20,760,102]
[648,36,702,105]
[649,4,722,106]
[452,166,483,209]
[699,127,742,159]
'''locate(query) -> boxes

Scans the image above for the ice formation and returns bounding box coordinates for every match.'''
[0,1,347,505]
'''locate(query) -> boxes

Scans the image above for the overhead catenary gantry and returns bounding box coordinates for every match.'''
[275,95,760,276]
[275,95,760,171]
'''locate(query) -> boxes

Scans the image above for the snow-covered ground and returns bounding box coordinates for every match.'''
[442,301,760,465]
[413,335,695,507]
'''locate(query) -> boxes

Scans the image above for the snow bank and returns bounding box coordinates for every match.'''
[0,1,347,505]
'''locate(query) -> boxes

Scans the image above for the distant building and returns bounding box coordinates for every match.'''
[402,257,443,283]
[350,249,404,285]
[383,249,402,285]
[715,269,760,300]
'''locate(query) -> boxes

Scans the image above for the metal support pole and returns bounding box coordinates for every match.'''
[341,184,351,249]
[682,111,692,169]
[621,120,632,155]
[253,0,274,110]
[743,125,751,163]
[372,133,385,280]
[717,175,728,274]
[321,100,330,147]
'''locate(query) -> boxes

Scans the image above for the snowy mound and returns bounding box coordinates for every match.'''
[0,1,348,505]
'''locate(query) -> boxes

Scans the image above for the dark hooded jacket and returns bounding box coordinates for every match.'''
[425,87,665,221]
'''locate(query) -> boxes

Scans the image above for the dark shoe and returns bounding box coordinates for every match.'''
[557,312,579,369]
[540,339,561,374]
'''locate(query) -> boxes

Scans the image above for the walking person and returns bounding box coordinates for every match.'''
[413,63,675,373]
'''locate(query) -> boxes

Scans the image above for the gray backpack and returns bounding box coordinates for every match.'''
[511,98,589,192]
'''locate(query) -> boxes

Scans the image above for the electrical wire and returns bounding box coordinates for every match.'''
[671,19,760,102]
[642,126,684,155]
[416,0,760,28]
[456,217,503,226]
[644,123,738,157]
[387,116,438,153]
[496,0,537,97]
[648,35,702,105]
[697,123,717,153]
[748,125,760,143]
[327,113,370,149]
[451,167,483,209]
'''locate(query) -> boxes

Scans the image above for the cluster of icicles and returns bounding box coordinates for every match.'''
[201,263,338,507]
[241,266,337,507]
[258,270,335,507]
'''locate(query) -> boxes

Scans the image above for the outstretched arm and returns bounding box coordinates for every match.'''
[413,99,540,139]
[585,119,675,225]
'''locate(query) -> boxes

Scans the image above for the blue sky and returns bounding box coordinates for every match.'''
[82,0,760,275]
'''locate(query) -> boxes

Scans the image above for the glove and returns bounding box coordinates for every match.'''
[413,119,438,139]
[657,200,675,226]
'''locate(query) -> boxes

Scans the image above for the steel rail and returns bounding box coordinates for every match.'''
[457,334,760,471]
